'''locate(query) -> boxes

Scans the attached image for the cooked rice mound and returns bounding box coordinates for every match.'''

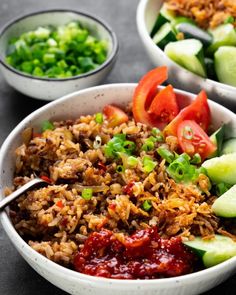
[165,0,236,29]
[9,110,223,267]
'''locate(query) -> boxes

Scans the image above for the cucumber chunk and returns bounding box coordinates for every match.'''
[212,184,236,217]
[153,23,177,50]
[202,153,236,184]
[164,39,207,77]
[207,24,236,55]
[221,138,236,155]
[175,23,212,46]
[184,235,236,268]
[204,57,217,80]
[151,3,175,37]
[215,46,236,87]
[209,125,225,157]
[171,16,196,27]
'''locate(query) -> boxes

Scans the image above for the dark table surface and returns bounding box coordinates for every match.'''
[0,0,236,294]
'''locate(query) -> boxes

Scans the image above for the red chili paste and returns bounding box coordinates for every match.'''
[73,227,196,279]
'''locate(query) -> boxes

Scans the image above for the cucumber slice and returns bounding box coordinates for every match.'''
[171,16,196,27]
[153,23,177,50]
[214,46,236,87]
[207,24,236,55]
[184,235,236,268]
[204,57,217,80]
[164,39,207,77]
[221,138,236,155]
[209,125,225,157]
[175,23,212,47]
[212,184,236,217]
[151,3,176,37]
[202,153,236,184]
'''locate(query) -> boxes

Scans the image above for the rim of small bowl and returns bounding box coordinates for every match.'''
[1,83,236,288]
[0,9,118,82]
[137,0,236,94]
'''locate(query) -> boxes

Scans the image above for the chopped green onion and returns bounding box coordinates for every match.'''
[81,188,93,200]
[142,140,155,152]
[216,183,232,197]
[157,146,174,163]
[127,156,139,167]
[224,16,235,24]
[95,113,104,124]
[151,128,164,142]
[123,140,136,154]
[142,200,152,211]
[116,165,125,173]
[104,134,136,158]
[42,120,54,132]
[197,166,208,175]
[191,153,201,164]
[143,156,157,173]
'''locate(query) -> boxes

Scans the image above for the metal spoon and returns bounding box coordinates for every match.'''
[0,178,49,210]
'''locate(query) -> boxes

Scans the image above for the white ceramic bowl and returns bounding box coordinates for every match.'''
[136,0,236,109]
[0,9,118,100]
[1,83,236,295]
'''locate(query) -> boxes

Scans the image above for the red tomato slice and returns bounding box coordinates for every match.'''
[132,66,168,127]
[164,90,211,136]
[177,120,216,160]
[103,105,128,127]
[148,85,179,124]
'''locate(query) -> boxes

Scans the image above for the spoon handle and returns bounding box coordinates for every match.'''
[0,178,46,210]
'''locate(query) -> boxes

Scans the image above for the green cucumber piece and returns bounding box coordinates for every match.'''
[214,46,236,87]
[151,3,176,37]
[184,235,236,268]
[153,23,177,50]
[175,23,212,46]
[221,138,236,155]
[171,16,196,27]
[202,153,236,184]
[207,24,236,55]
[204,57,217,80]
[209,125,225,157]
[164,39,207,77]
[212,184,236,217]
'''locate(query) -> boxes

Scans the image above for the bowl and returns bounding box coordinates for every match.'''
[1,83,236,295]
[0,9,118,101]
[136,0,236,110]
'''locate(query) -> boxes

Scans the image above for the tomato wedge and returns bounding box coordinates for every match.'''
[132,66,168,128]
[103,105,128,127]
[148,85,179,124]
[177,120,216,161]
[164,90,211,136]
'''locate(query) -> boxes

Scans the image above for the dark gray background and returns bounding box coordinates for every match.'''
[0,0,235,294]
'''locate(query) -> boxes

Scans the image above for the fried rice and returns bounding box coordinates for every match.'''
[6,105,226,270]
[165,0,236,29]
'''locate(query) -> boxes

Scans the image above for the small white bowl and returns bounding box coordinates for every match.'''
[136,0,236,109]
[0,9,118,101]
[1,83,236,295]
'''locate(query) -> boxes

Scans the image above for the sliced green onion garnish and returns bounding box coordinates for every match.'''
[143,156,157,173]
[127,156,138,167]
[81,188,93,200]
[142,200,152,211]
[95,113,104,124]
[151,128,164,142]
[191,153,201,164]
[42,120,54,132]
[157,146,174,163]
[142,140,155,152]
[123,140,136,154]
[224,16,234,24]
[116,165,125,173]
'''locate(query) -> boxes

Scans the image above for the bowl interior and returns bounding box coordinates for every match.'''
[0,10,114,65]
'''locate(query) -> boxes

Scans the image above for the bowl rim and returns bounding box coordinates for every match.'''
[136,0,236,93]
[1,83,236,287]
[0,8,119,82]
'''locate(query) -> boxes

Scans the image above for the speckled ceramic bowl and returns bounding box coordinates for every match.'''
[1,84,236,295]
[136,0,236,109]
[0,9,118,100]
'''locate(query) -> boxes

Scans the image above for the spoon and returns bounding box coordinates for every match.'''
[0,178,49,210]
